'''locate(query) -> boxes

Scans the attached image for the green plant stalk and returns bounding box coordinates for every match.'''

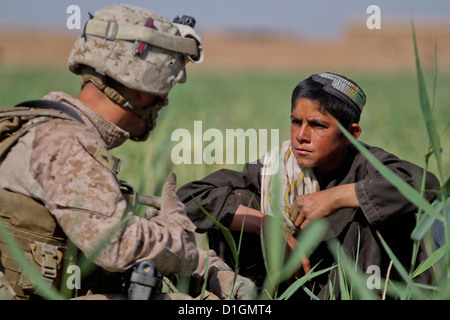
[59,238,80,299]
[277,219,327,282]
[409,147,431,275]
[337,122,443,222]
[412,22,444,183]
[258,220,287,300]
[413,242,450,279]
[259,171,285,299]
[327,239,378,300]
[376,231,428,299]
[200,239,210,300]
[412,21,450,280]
[259,218,328,299]
[192,197,239,299]
[278,263,337,300]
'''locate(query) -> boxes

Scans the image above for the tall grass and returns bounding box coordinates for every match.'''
[0,25,448,299]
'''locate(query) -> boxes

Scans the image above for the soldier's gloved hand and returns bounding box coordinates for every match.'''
[232,274,258,300]
[144,207,160,220]
[193,249,257,300]
[160,172,186,215]
[210,270,257,300]
[143,173,186,219]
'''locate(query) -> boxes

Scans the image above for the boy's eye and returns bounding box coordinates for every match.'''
[311,121,327,128]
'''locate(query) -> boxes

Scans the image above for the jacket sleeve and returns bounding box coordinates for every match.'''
[354,146,441,226]
[29,120,199,275]
[176,161,263,232]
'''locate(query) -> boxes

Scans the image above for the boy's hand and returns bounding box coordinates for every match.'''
[289,184,359,229]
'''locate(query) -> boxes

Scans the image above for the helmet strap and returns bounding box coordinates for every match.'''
[80,68,166,141]
[81,71,129,108]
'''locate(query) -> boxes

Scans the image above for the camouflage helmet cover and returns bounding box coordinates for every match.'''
[68,4,203,96]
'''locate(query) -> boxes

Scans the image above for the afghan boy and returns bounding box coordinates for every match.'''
[177,72,440,299]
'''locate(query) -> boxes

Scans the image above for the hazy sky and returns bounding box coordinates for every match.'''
[1,0,449,37]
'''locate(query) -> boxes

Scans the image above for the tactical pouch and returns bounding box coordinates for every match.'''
[0,189,67,300]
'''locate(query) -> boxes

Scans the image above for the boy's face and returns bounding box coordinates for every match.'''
[290,98,355,174]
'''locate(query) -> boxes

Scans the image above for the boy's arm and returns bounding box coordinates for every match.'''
[229,205,265,234]
[176,161,262,232]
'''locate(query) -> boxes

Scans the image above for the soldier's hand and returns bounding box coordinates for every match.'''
[161,172,187,215]
[145,207,160,220]
[232,274,258,300]
[211,270,257,300]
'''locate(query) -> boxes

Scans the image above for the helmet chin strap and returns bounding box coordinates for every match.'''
[127,97,168,142]
[81,69,168,141]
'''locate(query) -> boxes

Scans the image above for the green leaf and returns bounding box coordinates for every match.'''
[192,197,239,299]
[376,231,428,299]
[413,242,450,278]
[411,199,443,241]
[327,239,379,300]
[337,122,443,222]
[412,21,443,181]
[193,198,239,267]
[278,264,337,300]
[278,219,328,281]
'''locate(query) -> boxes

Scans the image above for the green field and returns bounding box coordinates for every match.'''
[1,65,448,196]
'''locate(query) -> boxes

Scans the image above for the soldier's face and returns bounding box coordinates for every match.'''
[116,106,149,138]
[120,89,167,138]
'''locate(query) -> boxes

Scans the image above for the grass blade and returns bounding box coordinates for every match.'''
[376,231,427,299]
[191,197,239,298]
[411,21,443,181]
[278,264,337,300]
[411,199,443,241]
[278,219,327,281]
[412,242,449,278]
[327,239,379,300]
[337,121,442,222]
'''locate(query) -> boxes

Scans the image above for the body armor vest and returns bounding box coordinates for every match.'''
[0,101,84,299]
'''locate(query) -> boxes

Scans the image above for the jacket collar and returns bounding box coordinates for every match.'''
[42,91,130,149]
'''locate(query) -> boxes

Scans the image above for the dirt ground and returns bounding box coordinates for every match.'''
[0,22,449,72]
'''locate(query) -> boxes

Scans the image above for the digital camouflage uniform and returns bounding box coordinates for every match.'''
[0,4,256,300]
[0,90,198,274]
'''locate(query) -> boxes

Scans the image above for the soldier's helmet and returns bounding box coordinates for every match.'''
[68,4,203,139]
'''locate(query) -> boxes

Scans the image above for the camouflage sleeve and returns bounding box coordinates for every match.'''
[30,119,198,275]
